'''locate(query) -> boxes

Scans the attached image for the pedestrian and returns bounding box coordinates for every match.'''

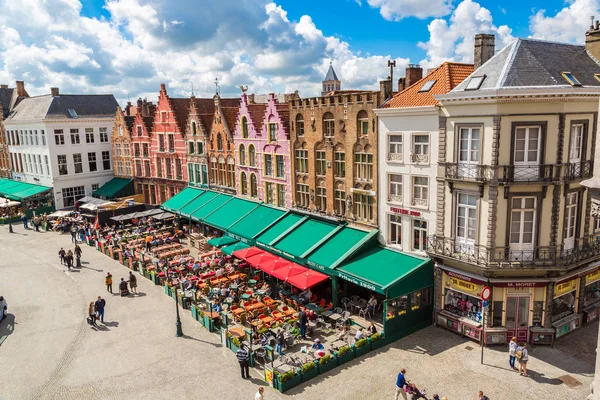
[477,390,489,400]
[65,250,74,270]
[431,395,440,400]
[94,296,106,323]
[71,225,78,243]
[58,247,66,265]
[517,343,529,377]
[105,272,113,293]
[395,368,408,400]
[74,244,82,267]
[298,307,307,339]
[255,387,265,400]
[145,234,152,252]
[508,336,518,370]
[42,213,47,230]
[236,343,250,379]
[88,302,97,327]
[128,271,138,294]
[275,328,285,356]
[20,212,28,229]
[33,215,41,232]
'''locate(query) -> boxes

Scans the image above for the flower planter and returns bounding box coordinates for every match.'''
[151,272,160,285]
[191,305,199,320]
[354,343,370,358]
[198,313,206,327]
[336,349,355,366]
[300,364,319,382]
[204,315,214,332]
[317,356,337,374]
[369,333,386,351]
[164,284,172,296]
[230,342,239,354]
[277,373,302,393]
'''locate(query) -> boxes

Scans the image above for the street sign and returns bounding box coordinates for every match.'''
[481,285,491,301]
[482,300,489,308]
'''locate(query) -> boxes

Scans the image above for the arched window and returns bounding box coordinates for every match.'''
[296,114,304,136]
[240,172,248,195]
[218,157,226,185]
[192,121,197,136]
[239,144,246,165]
[250,174,258,197]
[249,144,256,167]
[217,134,223,151]
[242,116,249,138]
[323,112,334,138]
[357,110,369,136]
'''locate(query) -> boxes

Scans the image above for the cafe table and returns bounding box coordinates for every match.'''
[204,311,221,319]
[241,293,252,300]
[229,327,245,339]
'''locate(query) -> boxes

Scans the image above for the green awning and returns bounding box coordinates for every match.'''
[92,178,134,199]
[256,213,304,246]
[0,178,51,201]
[161,187,204,212]
[228,205,286,242]
[190,193,233,222]
[221,241,250,256]
[178,191,218,217]
[207,235,239,248]
[336,246,434,298]
[203,197,260,231]
[272,219,338,259]
[306,227,373,273]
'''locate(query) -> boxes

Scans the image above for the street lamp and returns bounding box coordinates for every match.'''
[174,286,183,337]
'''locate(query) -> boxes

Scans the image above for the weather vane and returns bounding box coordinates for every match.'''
[214,77,220,95]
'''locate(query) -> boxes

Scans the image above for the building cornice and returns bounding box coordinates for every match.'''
[374,106,438,117]
[436,87,600,105]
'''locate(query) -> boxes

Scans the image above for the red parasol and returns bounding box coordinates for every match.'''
[258,257,292,275]
[271,263,308,281]
[246,251,279,268]
[232,246,264,261]
[286,270,329,290]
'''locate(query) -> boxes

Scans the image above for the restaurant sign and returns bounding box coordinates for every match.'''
[447,276,482,297]
[336,272,380,293]
[229,233,251,244]
[586,269,600,286]
[554,278,577,298]
[492,281,548,288]
[390,207,421,217]
[306,260,328,273]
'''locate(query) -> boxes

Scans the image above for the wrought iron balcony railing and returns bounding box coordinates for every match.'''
[564,160,593,182]
[445,163,494,182]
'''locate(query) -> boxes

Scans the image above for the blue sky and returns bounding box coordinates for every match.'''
[0,0,597,103]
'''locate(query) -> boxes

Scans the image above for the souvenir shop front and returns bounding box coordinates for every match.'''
[582,266,600,323]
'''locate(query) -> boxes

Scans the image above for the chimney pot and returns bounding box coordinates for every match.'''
[405,65,423,89]
[160,83,166,92]
[596,20,599,30]
[137,98,143,110]
[16,81,26,97]
[379,79,393,101]
[50,87,59,97]
[474,33,495,70]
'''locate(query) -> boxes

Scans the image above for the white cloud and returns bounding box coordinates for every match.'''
[529,0,599,43]
[367,0,453,21]
[418,0,514,67]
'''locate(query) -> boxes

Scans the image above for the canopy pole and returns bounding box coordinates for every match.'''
[331,277,339,307]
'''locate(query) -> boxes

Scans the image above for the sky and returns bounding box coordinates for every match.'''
[0,0,598,104]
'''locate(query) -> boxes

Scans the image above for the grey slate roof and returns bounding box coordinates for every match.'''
[453,38,600,92]
[0,88,15,118]
[7,94,118,121]
[324,63,339,81]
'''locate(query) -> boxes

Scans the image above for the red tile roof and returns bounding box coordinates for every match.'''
[169,97,191,133]
[192,98,215,134]
[247,103,267,132]
[383,62,474,108]
[219,98,241,135]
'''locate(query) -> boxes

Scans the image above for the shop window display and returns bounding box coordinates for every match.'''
[552,291,576,322]
[492,301,503,326]
[584,281,600,307]
[444,289,482,323]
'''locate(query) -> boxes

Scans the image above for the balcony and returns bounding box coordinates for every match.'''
[388,153,403,163]
[412,153,429,164]
[445,163,494,182]
[427,234,600,269]
[388,194,402,204]
[564,160,593,182]
[411,198,428,208]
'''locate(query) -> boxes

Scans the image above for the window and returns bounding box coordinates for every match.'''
[227,162,235,187]
[412,135,429,163]
[413,220,427,251]
[334,190,346,215]
[269,123,277,142]
[241,116,248,138]
[27,154,32,173]
[250,174,258,197]
[41,130,46,145]
[67,109,78,118]
[419,80,437,92]
[161,111,167,122]
[44,155,49,175]
[412,176,428,207]
[137,126,143,136]
[136,161,142,176]
[176,158,182,179]
[34,130,38,146]
[389,174,403,203]
[85,128,94,143]
[264,154,273,176]
[513,126,541,181]
[99,127,108,143]
[189,164,194,183]
[316,185,326,211]
[456,193,477,248]
[144,160,151,176]
[240,172,248,195]
[157,160,163,178]
[61,186,85,207]
[195,164,202,184]
[296,183,310,207]
[323,112,335,137]
[36,155,41,175]
[388,134,403,162]
[388,214,402,245]
[510,197,536,248]
[334,150,345,177]
[265,182,274,205]
[115,144,121,156]
[123,143,130,156]
[218,159,226,185]
[57,155,68,175]
[134,143,141,156]
[316,150,326,175]
[354,193,373,222]
[354,152,373,181]
[248,145,256,167]
[54,129,65,145]
[165,158,172,179]
[276,155,284,178]
[357,110,368,136]
[277,184,285,207]
[168,134,175,152]
[210,160,217,182]
[295,149,308,173]
[158,134,165,151]
[92,183,99,191]
[142,144,149,157]
[102,151,111,170]
[239,144,246,166]
[189,141,195,155]
[73,153,83,174]
[569,124,584,162]
[465,75,486,90]
[561,72,581,86]
[197,142,204,155]
[296,114,304,136]
[564,192,578,249]
[118,125,123,136]
[217,134,223,151]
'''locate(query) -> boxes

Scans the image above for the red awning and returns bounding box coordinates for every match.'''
[271,263,308,281]
[232,246,264,261]
[246,251,279,268]
[258,257,292,275]
[286,270,329,290]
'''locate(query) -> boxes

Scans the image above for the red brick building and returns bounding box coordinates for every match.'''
[207,94,240,194]
[0,81,29,177]
[130,99,156,203]
[185,96,214,188]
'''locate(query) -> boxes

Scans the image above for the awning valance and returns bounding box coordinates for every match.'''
[92,178,134,199]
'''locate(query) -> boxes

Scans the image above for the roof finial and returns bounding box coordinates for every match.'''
[214,77,220,95]
[191,83,195,97]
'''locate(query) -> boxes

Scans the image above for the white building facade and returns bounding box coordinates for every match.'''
[3,89,118,209]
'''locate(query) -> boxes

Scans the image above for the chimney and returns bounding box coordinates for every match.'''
[398,77,406,92]
[474,33,495,70]
[248,94,255,104]
[50,87,59,97]
[379,79,393,102]
[137,98,143,111]
[0,85,7,89]
[586,17,600,62]
[405,65,423,89]
[125,101,132,116]
[16,81,25,97]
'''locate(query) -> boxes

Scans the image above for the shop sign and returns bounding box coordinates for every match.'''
[307,260,328,273]
[448,276,482,297]
[336,272,379,293]
[264,365,274,388]
[444,270,486,285]
[390,207,421,217]
[586,269,600,286]
[492,281,548,288]
[554,279,577,298]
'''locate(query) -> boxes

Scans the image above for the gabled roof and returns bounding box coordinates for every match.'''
[191,98,214,133]
[7,94,118,121]
[324,63,339,81]
[383,62,474,108]
[218,97,241,135]
[169,98,191,133]
[453,38,600,92]
[0,88,15,118]
[247,103,267,132]
[5,95,53,121]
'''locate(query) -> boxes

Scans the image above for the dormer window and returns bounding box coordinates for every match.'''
[594,74,600,83]
[419,80,437,92]
[67,109,78,118]
[562,72,581,86]
[465,75,486,90]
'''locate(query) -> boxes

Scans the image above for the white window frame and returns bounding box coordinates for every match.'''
[388,214,402,245]
[99,127,108,143]
[354,152,373,181]
[296,183,310,207]
[388,173,403,204]
[295,149,308,173]
[569,123,584,163]
[73,153,83,174]
[412,134,429,163]
[316,150,326,176]
[564,192,578,251]
[388,134,403,162]
[334,190,346,216]
[316,185,326,211]
[456,192,477,249]
[412,219,428,251]
[411,176,428,207]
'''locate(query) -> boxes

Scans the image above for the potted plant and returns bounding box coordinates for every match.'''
[354,338,370,358]
[277,369,301,393]
[317,353,337,374]
[368,332,386,351]
[300,360,318,382]
[198,309,206,327]
[230,337,241,353]
[336,345,354,365]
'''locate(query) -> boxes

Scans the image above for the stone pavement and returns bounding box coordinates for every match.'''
[0,224,595,400]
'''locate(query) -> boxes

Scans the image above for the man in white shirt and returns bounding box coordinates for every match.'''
[255,387,265,400]
[355,327,364,340]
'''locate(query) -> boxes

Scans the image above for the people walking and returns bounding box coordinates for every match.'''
[145,234,152,252]
[508,336,518,370]
[65,250,74,270]
[255,387,264,400]
[42,212,47,230]
[88,302,97,327]
[298,307,307,340]
[95,296,106,323]
[71,225,78,243]
[395,368,408,400]
[58,248,66,265]
[21,213,28,229]
[517,343,529,377]
[477,390,489,400]
[74,244,82,267]
[128,271,137,294]
[105,272,113,293]
[275,328,285,356]
[33,215,41,232]
[236,344,250,379]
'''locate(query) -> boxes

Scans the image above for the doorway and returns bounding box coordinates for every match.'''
[505,296,530,342]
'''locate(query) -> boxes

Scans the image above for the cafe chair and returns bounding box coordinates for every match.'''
[358,305,370,320]
[341,297,350,311]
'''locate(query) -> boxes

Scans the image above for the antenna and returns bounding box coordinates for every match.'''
[592,15,595,30]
